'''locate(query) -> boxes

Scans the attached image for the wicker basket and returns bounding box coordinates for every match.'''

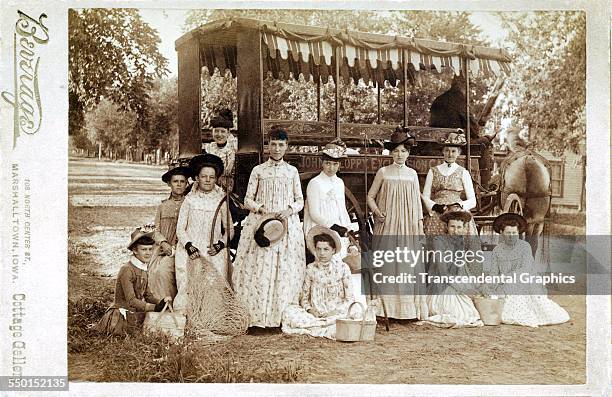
[143,303,186,339]
[473,297,505,326]
[336,302,377,342]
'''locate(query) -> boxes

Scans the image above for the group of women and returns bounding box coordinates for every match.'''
[95,115,570,338]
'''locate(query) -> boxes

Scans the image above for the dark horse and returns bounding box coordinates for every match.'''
[499,150,552,256]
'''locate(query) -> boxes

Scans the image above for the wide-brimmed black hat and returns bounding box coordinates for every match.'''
[440,210,473,224]
[161,166,192,183]
[383,126,417,151]
[493,213,527,234]
[210,108,234,129]
[188,153,224,178]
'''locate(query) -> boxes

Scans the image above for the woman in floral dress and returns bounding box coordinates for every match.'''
[367,127,427,319]
[282,226,354,339]
[174,154,232,312]
[487,213,570,327]
[232,127,306,328]
[421,132,478,236]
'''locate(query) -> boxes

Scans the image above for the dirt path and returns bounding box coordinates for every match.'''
[68,158,585,384]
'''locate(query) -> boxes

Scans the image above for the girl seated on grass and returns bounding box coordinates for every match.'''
[487,213,570,327]
[281,226,354,339]
[93,227,172,335]
[423,211,483,328]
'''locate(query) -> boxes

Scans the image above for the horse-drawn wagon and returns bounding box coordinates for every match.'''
[174,17,550,252]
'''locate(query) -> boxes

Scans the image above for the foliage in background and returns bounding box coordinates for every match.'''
[190,10,491,130]
[498,12,586,154]
[69,9,169,154]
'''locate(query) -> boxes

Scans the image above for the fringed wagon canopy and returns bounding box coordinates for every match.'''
[176,17,512,86]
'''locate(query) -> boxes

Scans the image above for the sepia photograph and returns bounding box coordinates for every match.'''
[65,7,592,386]
[0,1,608,395]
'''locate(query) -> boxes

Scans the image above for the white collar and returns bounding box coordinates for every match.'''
[318,171,337,180]
[129,255,148,271]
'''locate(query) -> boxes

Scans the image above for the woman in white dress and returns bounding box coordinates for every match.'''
[424,211,483,328]
[232,127,306,328]
[303,139,365,306]
[487,213,570,327]
[173,154,232,312]
[367,127,427,319]
[282,226,354,339]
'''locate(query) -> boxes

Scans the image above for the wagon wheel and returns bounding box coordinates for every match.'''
[344,187,372,251]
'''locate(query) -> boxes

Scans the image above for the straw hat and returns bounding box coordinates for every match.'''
[127,226,155,250]
[438,131,467,147]
[493,213,527,234]
[254,214,288,247]
[320,138,348,160]
[306,225,343,255]
[161,166,192,183]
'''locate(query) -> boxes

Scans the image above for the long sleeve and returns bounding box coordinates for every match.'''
[244,167,263,213]
[176,197,192,248]
[459,169,476,210]
[144,283,161,304]
[119,267,154,312]
[421,168,436,213]
[300,270,313,311]
[305,179,330,227]
[220,200,234,241]
[288,167,304,214]
[411,174,424,221]
[341,264,354,302]
[337,180,356,230]
[367,168,384,213]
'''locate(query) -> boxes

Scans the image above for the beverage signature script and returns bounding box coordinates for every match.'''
[1,11,49,147]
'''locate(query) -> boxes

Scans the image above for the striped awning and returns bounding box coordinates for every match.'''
[195,18,511,86]
[260,31,511,86]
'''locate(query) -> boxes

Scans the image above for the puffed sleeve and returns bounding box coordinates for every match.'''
[288,166,304,214]
[305,178,330,227]
[244,166,263,213]
[421,168,436,213]
[176,197,192,249]
[459,168,476,211]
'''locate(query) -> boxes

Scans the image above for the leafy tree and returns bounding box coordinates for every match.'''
[498,11,585,154]
[69,8,169,138]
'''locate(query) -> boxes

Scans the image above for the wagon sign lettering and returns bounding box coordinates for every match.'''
[1,11,49,147]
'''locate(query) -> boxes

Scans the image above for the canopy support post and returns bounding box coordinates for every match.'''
[377,83,381,124]
[177,38,202,158]
[402,49,408,127]
[316,77,321,122]
[464,58,472,176]
[334,46,341,139]
[236,30,264,160]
